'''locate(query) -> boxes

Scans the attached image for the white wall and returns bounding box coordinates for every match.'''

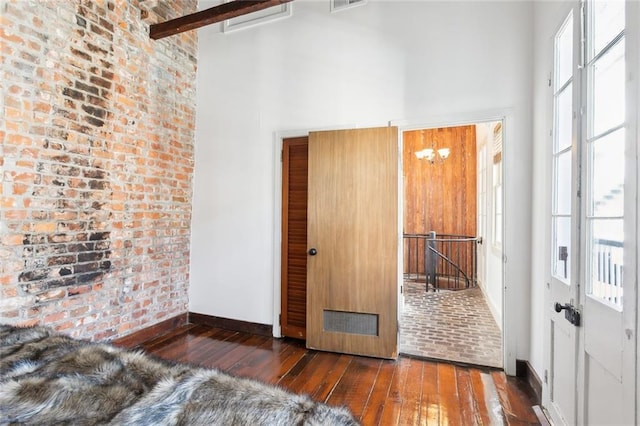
[191,0,533,361]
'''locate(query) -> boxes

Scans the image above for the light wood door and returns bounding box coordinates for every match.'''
[306,126,399,359]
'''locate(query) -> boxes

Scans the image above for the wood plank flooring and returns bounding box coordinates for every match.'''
[117,323,540,426]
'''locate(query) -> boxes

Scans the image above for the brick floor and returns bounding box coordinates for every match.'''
[400,280,503,368]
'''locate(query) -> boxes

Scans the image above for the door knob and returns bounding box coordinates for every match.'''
[308,248,317,256]
[554,302,581,326]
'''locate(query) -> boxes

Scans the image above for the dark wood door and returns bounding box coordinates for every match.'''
[280,137,308,339]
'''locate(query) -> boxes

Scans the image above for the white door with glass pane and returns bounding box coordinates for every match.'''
[545,1,636,425]
[545,11,579,424]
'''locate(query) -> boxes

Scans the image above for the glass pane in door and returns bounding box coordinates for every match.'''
[553,149,572,283]
[590,130,625,217]
[588,218,624,307]
[587,130,624,308]
[555,14,573,88]
[592,40,625,136]
[556,151,572,215]
[556,86,573,152]
[591,0,625,57]
[585,0,625,309]
[551,11,573,285]
[553,216,572,282]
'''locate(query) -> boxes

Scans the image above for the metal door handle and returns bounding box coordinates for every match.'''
[308,248,317,256]
[554,302,581,326]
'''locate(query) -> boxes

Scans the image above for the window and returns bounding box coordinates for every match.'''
[478,142,486,243]
[492,123,503,248]
[585,0,625,308]
[551,12,574,284]
[550,1,626,305]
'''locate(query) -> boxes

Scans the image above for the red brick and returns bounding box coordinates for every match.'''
[36,289,66,303]
[2,234,23,246]
[44,311,67,323]
[2,0,197,340]
[4,210,27,220]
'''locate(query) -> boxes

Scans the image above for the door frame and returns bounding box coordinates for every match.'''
[622,1,638,422]
[271,111,514,374]
[271,124,396,339]
[629,2,640,421]
[391,109,514,374]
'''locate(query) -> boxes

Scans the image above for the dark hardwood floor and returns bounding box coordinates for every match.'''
[117,323,540,425]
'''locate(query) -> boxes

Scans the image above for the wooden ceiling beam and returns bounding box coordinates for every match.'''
[150,0,293,40]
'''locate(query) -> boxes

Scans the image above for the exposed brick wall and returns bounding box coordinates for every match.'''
[1,0,197,340]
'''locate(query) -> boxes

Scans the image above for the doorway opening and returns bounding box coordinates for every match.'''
[399,121,504,368]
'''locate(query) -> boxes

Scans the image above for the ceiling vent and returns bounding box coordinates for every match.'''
[331,0,367,13]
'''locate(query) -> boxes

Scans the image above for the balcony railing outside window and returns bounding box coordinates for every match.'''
[591,238,623,307]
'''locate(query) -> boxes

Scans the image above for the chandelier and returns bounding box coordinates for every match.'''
[414,146,450,164]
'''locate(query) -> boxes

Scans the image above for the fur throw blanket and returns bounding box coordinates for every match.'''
[0,324,358,425]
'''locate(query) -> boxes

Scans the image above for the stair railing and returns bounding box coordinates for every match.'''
[404,231,479,291]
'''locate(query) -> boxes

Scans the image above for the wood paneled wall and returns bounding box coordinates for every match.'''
[403,126,477,237]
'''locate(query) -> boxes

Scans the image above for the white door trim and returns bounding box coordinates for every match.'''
[625,0,640,422]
